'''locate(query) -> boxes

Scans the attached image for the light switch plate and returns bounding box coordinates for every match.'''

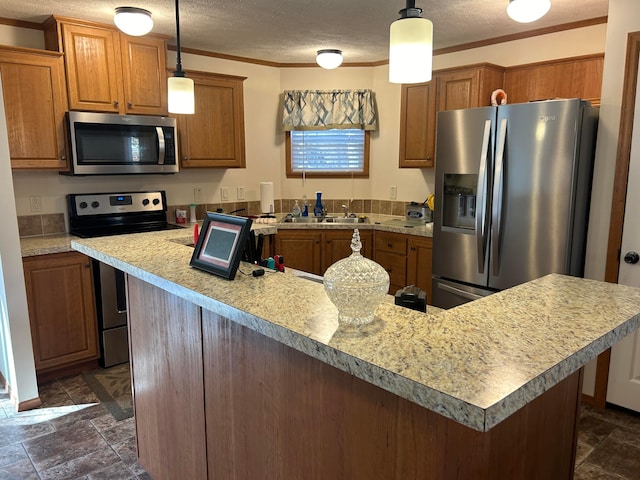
[220,187,229,201]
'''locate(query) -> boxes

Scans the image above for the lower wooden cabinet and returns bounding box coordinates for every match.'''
[374,231,432,303]
[275,229,372,276]
[22,252,99,378]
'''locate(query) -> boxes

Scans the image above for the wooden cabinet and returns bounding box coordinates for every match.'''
[176,70,246,168]
[275,229,372,276]
[398,81,437,168]
[399,64,504,168]
[406,236,433,304]
[374,231,432,302]
[0,46,69,170]
[503,54,604,106]
[44,17,168,115]
[22,252,99,377]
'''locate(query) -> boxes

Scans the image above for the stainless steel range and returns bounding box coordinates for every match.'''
[68,190,183,367]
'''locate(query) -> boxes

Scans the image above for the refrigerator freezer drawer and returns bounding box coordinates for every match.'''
[101,326,129,368]
[432,277,495,309]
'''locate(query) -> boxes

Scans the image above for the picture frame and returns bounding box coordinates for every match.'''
[189,212,253,280]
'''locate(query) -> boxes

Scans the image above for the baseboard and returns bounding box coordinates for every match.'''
[0,369,42,412]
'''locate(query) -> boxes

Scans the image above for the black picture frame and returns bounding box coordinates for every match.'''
[189,212,253,280]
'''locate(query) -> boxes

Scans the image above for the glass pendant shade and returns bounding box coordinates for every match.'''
[316,49,343,69]
[506,0,551,23]
[389,16,433,84]
[168,76,195,114]
[114,7,153,36]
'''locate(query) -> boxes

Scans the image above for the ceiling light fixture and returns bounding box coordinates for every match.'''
[168,0,195,114]
[114,7,153,36]
[389,0,433,84]
[506,0,551,23]
[316,49,343,69]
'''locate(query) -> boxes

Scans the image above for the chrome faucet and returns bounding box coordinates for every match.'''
[341,204,349,218]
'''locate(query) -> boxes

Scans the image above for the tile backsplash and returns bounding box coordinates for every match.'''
[18,214,66,237]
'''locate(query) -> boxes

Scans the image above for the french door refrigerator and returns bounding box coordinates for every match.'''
[432,99,599,309]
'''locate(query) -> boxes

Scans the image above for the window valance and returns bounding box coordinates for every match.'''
[282,89,378,131]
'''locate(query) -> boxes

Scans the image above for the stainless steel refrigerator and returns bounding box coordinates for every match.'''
[432,99,599,309]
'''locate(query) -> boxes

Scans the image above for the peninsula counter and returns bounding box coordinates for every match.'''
[71,229,640,480]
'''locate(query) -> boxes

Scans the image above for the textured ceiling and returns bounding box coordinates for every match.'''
[0,0,609,64]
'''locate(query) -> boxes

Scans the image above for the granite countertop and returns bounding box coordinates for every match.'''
[19,214,430,257]
[70,228,640,433]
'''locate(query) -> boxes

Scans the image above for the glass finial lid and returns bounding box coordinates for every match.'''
[323,229,390,326]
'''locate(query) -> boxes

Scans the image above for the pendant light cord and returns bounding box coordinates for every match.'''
[174,0,185,77]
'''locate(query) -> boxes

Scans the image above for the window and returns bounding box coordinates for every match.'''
[286,129,370,178]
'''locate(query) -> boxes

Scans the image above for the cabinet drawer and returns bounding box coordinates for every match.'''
[375,232,407,255]
[374,251,406,289]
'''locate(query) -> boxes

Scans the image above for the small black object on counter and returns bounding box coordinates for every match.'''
[394,285,427,312]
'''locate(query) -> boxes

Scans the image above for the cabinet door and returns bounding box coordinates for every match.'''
[22,252,99,372]
[399,81,436,168]
[436,65,504,112]
[61,23,123,113]
[407,236,433,305]
[374,232,408,294]
[121,35,168,115]
[275,230,322,275]
[322,230,373,273]
[0,47,69,170]
[177,71,246,168]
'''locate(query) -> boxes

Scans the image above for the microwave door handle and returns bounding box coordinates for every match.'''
[156,127,166,165]
[476,120,491,274]
[491,118,508,276]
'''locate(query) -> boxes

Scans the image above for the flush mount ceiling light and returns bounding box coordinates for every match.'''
[506,0,551,23]
[114,7,153,36]
[168,0,195,114]
[316,49,343,69]
[389,0,433,84]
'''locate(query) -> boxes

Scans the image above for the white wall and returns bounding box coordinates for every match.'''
[0,79,39,407]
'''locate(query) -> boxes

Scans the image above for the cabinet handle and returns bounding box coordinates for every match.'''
[128,102,133,109]
[386,268,392,273]
[410,246,416,251]
[113,100,119,107]
[426,156,431,161]
[387,243,393,248]
[183,156,189,160]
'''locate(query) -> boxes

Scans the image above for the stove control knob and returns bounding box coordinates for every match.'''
[152,198,160,205]
[79,201,88,209]
[142,198,150,206]
[91,201,100,208]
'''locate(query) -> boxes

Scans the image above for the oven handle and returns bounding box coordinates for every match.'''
[157,127,166,165]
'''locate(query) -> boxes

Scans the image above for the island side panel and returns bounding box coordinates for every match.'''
[127,276,208,480]
[202,310,582,480]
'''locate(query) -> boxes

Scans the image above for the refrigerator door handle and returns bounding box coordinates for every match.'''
[476,120,492,274]
[491,118,508,276]
[437,282,485,301]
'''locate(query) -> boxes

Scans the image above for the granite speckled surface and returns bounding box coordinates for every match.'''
[70,228,640,432]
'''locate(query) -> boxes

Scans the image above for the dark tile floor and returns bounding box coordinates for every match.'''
[1,368,640,479]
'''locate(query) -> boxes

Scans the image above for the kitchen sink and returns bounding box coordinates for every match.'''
[281,215,368,224]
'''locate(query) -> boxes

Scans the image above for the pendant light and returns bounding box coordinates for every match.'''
[114,7,153,36]
[316,49,343,69]
[168,0,195,114]
[506,0,551,23]
[389,0,433,84]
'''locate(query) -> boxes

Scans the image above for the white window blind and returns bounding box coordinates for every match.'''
[290,129,365,173]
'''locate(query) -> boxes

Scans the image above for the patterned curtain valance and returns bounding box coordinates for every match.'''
[282,89,378,131]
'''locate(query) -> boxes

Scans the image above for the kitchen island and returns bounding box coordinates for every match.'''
[71,229,640,480]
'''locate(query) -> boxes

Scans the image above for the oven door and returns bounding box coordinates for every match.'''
[66,111,178,175]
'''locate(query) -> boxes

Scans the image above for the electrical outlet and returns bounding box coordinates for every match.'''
[390,186,397,200]
[29,195,42,212]
[237,187,245,200]
[194,187,203,203]
[220,187,229,201]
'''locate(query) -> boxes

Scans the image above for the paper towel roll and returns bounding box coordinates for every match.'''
[260,182,274,214]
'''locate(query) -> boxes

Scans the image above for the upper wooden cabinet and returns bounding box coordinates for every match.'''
[503,54,604,106]
[44,17,168,115]
[399,64,504,168]
[435,64,505,112]
[175,70,246,168]
[0,46,69,170]
[399,81,437,168]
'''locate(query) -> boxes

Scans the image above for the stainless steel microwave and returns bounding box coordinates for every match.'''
[65,111,179,175]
